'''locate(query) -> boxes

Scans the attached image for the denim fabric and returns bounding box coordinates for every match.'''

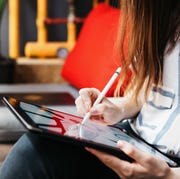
[0,132,119,179]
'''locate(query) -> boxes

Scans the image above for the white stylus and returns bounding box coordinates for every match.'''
[79,67,121,137]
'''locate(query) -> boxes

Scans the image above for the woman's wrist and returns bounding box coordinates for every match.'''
[168,168,180,179]
[108,97,136,116]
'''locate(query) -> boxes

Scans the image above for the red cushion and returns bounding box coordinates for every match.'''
[61,3,121,96]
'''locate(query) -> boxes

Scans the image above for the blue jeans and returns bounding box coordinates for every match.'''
[0,132,119,179]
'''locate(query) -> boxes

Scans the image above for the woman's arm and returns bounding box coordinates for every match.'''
[107,94,143,121]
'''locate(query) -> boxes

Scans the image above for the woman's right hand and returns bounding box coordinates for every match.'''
[75,88,124,124]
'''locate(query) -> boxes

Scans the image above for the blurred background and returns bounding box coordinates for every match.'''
[0,0,119,84]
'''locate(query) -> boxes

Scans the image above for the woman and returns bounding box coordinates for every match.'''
[0,0,179,178]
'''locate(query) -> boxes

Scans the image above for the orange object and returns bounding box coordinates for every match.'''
[25,0,76,58]
[8,0,110,59]
[36,0,47,43]
[9,0,20,58]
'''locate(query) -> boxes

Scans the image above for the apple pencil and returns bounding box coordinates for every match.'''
[79,67,121,137]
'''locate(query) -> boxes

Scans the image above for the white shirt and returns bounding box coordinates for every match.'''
[130,42,180,157]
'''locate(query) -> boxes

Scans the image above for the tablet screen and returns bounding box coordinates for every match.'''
[3,97,178,167]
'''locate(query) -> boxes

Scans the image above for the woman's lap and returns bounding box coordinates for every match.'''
[0,132,119,179]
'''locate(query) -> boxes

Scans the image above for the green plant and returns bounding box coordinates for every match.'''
[0,0,6,17]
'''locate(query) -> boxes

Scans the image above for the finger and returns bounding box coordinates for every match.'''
[90,97,111,114]
[90,103,105,115]
[75,97,87,116]
[90,99,119,124]
[78,88,93,109]
[79,88,100,108]
[117,140,167,169]
[75,88,99,114]
[85,147,138,178]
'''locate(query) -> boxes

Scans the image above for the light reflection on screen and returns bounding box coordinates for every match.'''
[19,101,177,167]
[20,101,82,135]
[20,101,155,150]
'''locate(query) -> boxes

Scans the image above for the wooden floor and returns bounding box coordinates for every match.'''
[0,143,14,166]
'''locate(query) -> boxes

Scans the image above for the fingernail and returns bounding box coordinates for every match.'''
[117,140,124,148]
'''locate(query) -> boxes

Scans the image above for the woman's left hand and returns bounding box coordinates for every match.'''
[86,140,174,179]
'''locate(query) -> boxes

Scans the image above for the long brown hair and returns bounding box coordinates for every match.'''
[115,0,180,101]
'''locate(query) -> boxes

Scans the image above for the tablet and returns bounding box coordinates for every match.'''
[2,96,179,167]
